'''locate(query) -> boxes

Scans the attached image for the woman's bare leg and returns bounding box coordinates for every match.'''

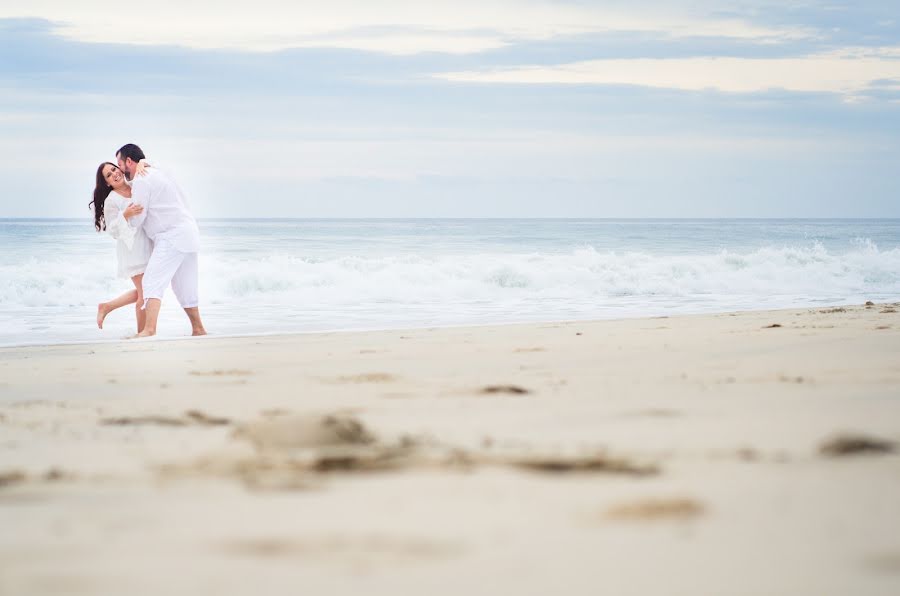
[97,289,139,329]
[132,274,146,333]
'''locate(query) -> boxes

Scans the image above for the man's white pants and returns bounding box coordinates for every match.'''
[142,239,199,309]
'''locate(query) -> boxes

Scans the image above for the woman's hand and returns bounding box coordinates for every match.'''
[135,159,149,177]
[123,203,144,219]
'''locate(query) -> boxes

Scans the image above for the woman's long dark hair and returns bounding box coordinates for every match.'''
[90,162,116,231]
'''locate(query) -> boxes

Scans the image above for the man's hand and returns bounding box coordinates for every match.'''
[135,159,150,177]
[123,203,144,219]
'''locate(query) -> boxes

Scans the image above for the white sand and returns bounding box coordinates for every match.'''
[2,304,900,595]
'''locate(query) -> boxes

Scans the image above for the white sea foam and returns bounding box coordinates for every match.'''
[2,215,899,347]
[2,241,898,324]
[200,241,900,305]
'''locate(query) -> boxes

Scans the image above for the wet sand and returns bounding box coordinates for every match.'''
[2,304,900,595]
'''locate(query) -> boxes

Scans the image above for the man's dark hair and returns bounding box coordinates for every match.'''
[116,143,145,163]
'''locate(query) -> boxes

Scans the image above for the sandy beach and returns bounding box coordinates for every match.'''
[2,303,899,595]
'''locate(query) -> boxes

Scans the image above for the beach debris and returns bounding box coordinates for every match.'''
[819,307,846,314]
[480,384,531,395]
[865,301,875,306]
[763,323,782,329]
[880,308,897,314]
[605,498,704,521]
[819,434,896,457]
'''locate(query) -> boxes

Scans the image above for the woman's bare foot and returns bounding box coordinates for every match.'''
[97,303,110,329]
[134,329,156,338]
[192,328,207,337]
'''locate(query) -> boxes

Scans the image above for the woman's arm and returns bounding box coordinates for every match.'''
[104,200,137,249]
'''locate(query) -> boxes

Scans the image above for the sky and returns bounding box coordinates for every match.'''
[1,0,899,218]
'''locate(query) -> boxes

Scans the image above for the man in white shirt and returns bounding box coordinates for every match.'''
[118,143,207,338]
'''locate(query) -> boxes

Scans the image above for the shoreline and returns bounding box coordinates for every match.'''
[2,299,896,351]
[2,302,899,595]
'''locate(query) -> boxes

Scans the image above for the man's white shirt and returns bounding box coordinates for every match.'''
[127,168,200,253]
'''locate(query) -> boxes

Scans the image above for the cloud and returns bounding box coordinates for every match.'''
[437,47,900,95]
[1,5,899,218]
[0,0,814,54]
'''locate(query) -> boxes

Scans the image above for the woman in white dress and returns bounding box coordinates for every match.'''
[90,162,154,332]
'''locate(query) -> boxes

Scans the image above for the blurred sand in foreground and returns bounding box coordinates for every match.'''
[2,303,900,595]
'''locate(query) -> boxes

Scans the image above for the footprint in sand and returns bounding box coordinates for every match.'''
[605,498,705,521]
[777,374,806,384]
[500,452,658,476]
[220,535,463,561]
[233,413,376,451]
[0,468,76,489]
[189,369,254,377]
[101,410,231,427]
[863,552,900,574]
[628,409,681,418]
[819,433,896,457]
[335,373,396,383]
[161,414,417,490]
[480,384,531,395]
[0,470,27,488]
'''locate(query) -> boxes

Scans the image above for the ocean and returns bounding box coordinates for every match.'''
[1,218,898,347]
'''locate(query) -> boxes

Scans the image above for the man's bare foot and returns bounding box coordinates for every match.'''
[134,329,156,338]
[97,303,110,329]
[192,328,207,337]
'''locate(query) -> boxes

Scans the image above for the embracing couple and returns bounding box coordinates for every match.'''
[90,143,206,338]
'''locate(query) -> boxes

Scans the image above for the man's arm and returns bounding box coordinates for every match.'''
[127,179,150,229]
